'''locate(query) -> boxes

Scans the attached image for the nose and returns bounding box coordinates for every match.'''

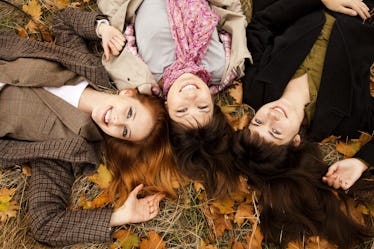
[267,109,282,120]
[182,90,198,100]
[111,115,125,126]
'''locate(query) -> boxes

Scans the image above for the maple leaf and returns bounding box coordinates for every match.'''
[0,188,20,222]
[87,164,112,189]
[110,229,139,249]
[22,0,42,21]
[139,231,166,249]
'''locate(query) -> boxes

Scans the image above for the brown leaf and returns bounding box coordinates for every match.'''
[21,164,32,177]
[210,197,235,215]
[110,229,139,249]
[22,0,42,21]
[139,231,166,249]
[232,241,245,249]
[87,164,112,189]
[44,0,69,10]
[199,240,217,249]
[234,202,254,226]
[358,131,373,146]
[211,216,233,238]
[0,188,20,222]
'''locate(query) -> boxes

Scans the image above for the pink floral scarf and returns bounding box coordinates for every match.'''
[162,0,220,96]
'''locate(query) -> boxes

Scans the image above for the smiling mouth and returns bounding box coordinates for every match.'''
[179,83,198,92]
[273,106,287,118]
[103,107,112,125]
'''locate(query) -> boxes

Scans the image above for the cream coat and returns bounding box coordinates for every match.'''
[97,0,251,95]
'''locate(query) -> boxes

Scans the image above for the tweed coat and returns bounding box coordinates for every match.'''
[242,0,374,166]
[0,10,117,245]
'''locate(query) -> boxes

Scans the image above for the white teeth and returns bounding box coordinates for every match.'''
[181,84,197,91]
[104,109,111,124]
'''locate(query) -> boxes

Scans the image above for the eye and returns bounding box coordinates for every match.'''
[198,105,208,110]
[127,107,133,119]
[272,128,281,135]
[254,118,262,125]
[176,108,187,113]
[122,126,128,137]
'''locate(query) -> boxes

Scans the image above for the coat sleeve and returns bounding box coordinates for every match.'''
[356,139,374,169]
[28,158,113,246]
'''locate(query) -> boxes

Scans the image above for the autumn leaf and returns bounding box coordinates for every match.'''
[22,0,42,21]
[139,231,166,249]
[245,225,263,249]
[287,236,337,249]
[232,241,245,249]
[321,135,341,144]
[0,188,20,222]
[22,164,32,177]
[44,0,69,10]
[234,202,254,226]
[211,216,233,238]
[335,140,361,158]
[199,240,217,249]
[210,197,235,215]
[110,229,139,249]
[87,163,112,189]
[79,191,111,209]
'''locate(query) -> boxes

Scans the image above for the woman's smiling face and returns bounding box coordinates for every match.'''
[91,89,155,141]
[166,73,213,128]
[248,99,303,145]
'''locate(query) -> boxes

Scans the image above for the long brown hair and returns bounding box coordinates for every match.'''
[102,92,183,207]
[233,129,374,248]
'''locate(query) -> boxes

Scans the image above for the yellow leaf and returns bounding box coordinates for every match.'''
[0,188,20,222]
[87,164,112,189]
[358,131,372,146]
[22,0,42,20]
[110,229,139,249]
[139,231,166,249]
[44,0,69,10]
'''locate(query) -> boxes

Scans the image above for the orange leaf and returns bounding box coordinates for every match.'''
[335,140,361,158]
[139,231,166,249]
[22,0,42,20]
[210,197,235,215]
[321,135,340,144]
[0,187,20,222]
[234,202,254,226]
[245,225,263,249]
[79,191,111,209]
[358,131,372,146]
[199,240,217,249]
[211,216,233,238]
[232,241,245,249]
[87,164,112,189]
[110,229,139,249]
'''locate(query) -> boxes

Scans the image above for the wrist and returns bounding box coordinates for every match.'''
[96,19,110,38]
[110,207,130,227]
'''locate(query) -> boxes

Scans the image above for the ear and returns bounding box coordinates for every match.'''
[292,134,301,147]
[164,101,168,109]
[119,88,137,97]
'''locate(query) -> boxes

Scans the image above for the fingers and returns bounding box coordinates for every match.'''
[131,184,144,196]
[344,0,371,19]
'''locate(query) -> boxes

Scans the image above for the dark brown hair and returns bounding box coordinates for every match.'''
[102,92,183,207]
[169,105,240,199]
[233,129,374,248]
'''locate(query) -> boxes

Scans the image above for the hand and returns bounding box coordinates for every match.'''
[322,158,368,190]
[109,184,165,226]
[98,23,126,61]
[322,0,371,20]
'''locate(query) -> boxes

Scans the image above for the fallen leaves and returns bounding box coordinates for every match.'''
[0,187,20,222]
[87,163,112,189]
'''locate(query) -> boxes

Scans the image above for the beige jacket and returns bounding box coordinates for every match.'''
[97,0,251,95]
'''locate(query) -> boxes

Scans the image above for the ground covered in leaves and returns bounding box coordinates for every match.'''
[1,0,374,248]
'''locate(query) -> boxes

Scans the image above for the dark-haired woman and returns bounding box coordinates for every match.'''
[234,0,374,247]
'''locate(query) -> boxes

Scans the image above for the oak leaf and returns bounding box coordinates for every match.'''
[22,0,42,21]
[139,231,166,249]
[87,163,112,189]
[0,187,20,222]
[110,229,139,249]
